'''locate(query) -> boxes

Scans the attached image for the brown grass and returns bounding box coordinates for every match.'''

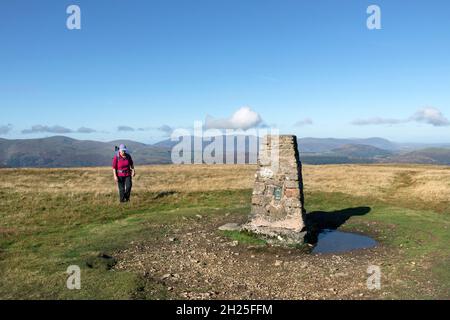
[304,164,450,204]
[0,165,255,195]
[1,163,449,204]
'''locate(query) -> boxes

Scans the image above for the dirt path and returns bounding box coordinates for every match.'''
[114,214,440,300]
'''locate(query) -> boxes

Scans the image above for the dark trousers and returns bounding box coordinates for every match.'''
[117,176,132,202]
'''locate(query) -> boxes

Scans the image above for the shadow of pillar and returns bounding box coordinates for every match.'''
[304,206,371,245]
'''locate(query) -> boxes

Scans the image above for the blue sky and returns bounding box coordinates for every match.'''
[1,0,449,143]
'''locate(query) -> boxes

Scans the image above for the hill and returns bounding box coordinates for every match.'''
[299,144,393,165]
[0,136,171,168]
[157,136,398,152]
[330,144,393,159]
[0,136,449,167]
[385,148,450,165]
[297,137,397,152]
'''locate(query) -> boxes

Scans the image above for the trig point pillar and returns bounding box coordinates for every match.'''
[243,135,306,244]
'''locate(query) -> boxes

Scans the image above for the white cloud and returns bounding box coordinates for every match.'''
[22,125,72,134]
[410,107,450,127]
[157,125,174,136]
[351,117,405,126]
[205,106,263,130]
[77,127,97,133]
[0,124,12,135]
[117,126,135,132]
[351,107,449,127]
[294,118,313,127]
[21,125,97,134]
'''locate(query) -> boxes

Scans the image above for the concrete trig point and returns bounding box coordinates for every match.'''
[243,135,307,244]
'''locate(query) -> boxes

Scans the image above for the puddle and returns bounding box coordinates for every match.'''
[311,229,377,254]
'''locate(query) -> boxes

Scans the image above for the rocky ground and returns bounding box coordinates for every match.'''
[114,214,439,300]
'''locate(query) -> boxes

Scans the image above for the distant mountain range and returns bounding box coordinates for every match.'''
[298,137,398,152]
[383,148,450,165]
[0,136,171,168]
[0,136,449,167]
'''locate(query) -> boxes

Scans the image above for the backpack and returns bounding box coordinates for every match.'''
[113,146,131,168]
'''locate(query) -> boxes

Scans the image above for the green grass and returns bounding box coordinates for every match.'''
[305,190,450,298]
[0,186,449,299]
[220,230,267,246]
[0,189,251,299]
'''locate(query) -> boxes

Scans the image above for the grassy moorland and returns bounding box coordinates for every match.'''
[0,164,449,299]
